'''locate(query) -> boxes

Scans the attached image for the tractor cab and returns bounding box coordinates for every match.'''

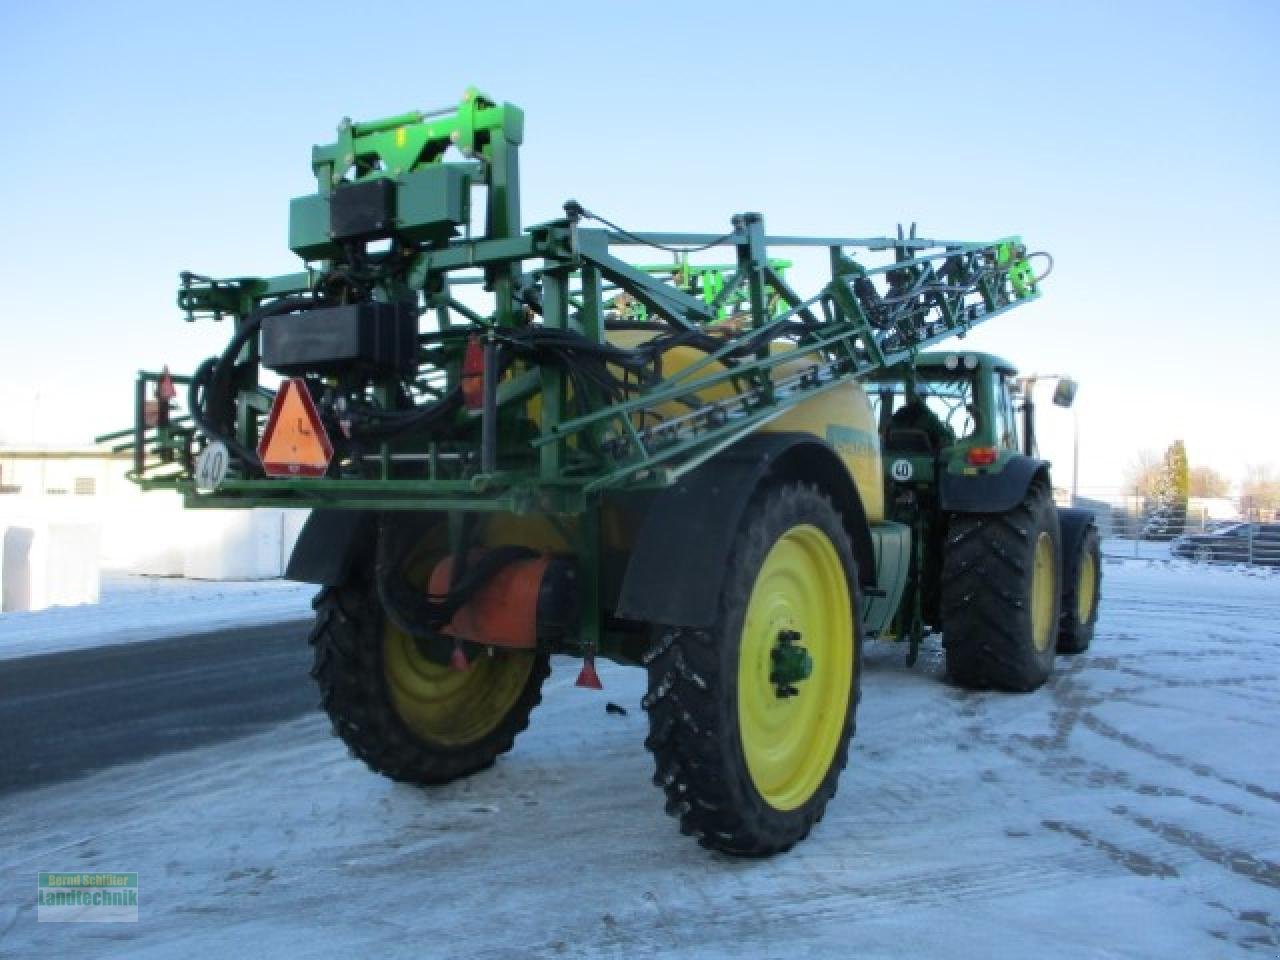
[867,351,1023,488]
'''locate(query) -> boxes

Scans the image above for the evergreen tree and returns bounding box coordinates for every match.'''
[1156,440,1190,531]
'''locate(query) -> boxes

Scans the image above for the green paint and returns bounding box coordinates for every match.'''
[770,629,813,697]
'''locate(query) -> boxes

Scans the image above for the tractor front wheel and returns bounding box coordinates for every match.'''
[643,483,861,856]
[942,481,1062,692]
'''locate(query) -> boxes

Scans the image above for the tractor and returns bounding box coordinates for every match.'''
[862,352,1101,686]
[101,89,1097,856]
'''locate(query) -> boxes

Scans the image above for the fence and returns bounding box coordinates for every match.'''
[1071,487,1279,566]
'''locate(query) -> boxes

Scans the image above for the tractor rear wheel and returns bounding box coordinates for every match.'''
[1057,525,1101,654]
[643,483,861,856]
[942,481,1061,692]
[309,532,549,785]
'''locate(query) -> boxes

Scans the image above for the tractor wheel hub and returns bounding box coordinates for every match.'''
[769,628,813,698]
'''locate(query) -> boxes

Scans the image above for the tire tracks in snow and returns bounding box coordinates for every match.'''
[1112,805,1280,890]
[1078,713,1280,805]
[505,848,1162,960]
[1039,820,1179,878]
[948,642,1280,898]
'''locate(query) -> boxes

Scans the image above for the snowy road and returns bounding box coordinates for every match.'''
[0,620,312,794]
[2,558,1278,958]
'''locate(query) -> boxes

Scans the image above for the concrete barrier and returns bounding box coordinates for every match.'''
[0,527,31,611]
[0,493,314,594]
[103,496,187,576]
[183,509,286,580]
[1,521,101,612]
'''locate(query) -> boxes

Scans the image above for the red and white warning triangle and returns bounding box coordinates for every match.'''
[258,378,334,478]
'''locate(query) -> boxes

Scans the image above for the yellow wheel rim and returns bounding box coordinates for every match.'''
[1076,549,1097,625]
[379,519,539,748]
[737,524,853,812]
[384,624,535,747]
[1031,531,1055,653]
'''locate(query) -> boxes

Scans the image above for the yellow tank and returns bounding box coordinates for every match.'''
[608,330,885,523]
[507,328,885,553]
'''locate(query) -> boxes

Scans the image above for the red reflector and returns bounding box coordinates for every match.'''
[966,446,999,466]
[461,335,485,411]
[156,366,177,402]
[575,656,603,690]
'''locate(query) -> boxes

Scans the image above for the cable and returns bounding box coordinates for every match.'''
[187,357,262,470]
[564,200,735,254]
[345,386,463,440]
[1026,251,1054,284]
[863,245,1053,312]
[374,515,537,639]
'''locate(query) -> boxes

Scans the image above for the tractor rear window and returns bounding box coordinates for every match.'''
[869,375,978,442]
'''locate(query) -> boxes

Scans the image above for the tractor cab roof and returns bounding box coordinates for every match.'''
[868,351,1019,381]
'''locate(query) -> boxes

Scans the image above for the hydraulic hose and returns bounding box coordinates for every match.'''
[344,385,464,440]
[188,295,315,475]
[374,514,537,640]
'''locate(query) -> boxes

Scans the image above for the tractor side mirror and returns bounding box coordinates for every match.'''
[1052,378,1078,408]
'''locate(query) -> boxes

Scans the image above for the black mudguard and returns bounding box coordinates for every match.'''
[615,432,875,628]
[285,509,375,585]
[939,455,1051,514]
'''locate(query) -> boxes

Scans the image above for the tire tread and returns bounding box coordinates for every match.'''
[309,582,549,786]
[643,483,861,856]
[941,482,1060,692]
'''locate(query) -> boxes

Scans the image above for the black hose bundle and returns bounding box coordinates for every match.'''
[374,514,536,640]
[189,295,468,470]
[188,296,316,474]
[496,325,657,407]
[342,386,464,441]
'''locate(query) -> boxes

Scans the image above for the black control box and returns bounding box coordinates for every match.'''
[329,178,396,241]
[261,301,418,377]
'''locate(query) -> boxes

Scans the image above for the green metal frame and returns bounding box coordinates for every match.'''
[102,89,1044,520]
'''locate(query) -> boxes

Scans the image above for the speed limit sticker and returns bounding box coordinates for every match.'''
[890,458,914,482]
[194,441,230,493]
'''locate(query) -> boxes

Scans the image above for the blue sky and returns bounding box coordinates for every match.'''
[1,0,1276,491]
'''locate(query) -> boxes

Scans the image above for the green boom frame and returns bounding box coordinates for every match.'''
[101,87,1043,523]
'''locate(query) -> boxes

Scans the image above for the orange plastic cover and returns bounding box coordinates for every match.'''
[427,553,550,649]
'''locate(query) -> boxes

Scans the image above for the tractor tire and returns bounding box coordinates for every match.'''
[942,480,1061,692]
[642,483,861,856]
[1058,524,1101,654]
[309,579,550,786]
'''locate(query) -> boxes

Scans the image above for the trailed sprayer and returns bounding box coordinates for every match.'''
[103,89,1099,855]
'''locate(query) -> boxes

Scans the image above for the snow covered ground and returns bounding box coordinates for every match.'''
[0,572,314,661]
[1,555,1278,957]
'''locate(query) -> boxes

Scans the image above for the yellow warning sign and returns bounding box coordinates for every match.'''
[258,378,334,478]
